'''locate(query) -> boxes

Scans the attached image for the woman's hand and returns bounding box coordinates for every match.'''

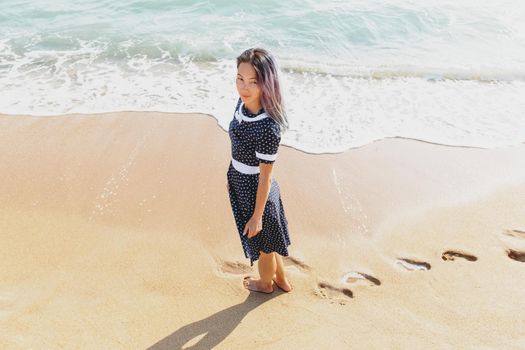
[243,215,263,239]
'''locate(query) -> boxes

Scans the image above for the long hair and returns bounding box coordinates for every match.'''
[236,48,289,133]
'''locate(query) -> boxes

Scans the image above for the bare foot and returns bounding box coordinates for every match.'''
[243,276,274,294]
[272,274,293,292]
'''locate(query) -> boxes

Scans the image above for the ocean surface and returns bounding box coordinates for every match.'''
[1,0,524,152]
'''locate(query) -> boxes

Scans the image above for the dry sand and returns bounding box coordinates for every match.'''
[1,111,524,349]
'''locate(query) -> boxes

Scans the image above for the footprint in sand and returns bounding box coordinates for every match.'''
[315,281,353,303]
[341,271,381,286]
[499,229,525,263]
[503,229,525,239]
[396,258,431,271]
[217,260,252,276]
[217,255,311,276]
[441,250,478,262]
[506,249,525,263]
[282,256,311,274]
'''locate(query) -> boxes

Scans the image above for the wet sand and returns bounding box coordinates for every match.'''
[1,111,524,349]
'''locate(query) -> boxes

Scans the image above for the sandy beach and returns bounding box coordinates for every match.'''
[1,111,524,349]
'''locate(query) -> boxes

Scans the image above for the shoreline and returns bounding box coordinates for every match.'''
[1,110,524,349]
[2,110,524,153]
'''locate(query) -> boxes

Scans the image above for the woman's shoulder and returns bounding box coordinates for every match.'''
[265,115,281,129]
[258,116,281,138]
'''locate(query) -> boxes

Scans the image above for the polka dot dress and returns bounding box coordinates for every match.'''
[226,97,291,267]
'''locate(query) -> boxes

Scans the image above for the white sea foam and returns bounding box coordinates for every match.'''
[1,0,524,152]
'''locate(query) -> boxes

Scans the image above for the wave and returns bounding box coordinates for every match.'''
[1,0,525,151]
[2,39,524,83]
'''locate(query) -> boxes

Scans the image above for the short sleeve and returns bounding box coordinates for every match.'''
[255,121,281,164]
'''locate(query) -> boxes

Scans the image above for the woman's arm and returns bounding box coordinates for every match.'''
[243,163,273,238]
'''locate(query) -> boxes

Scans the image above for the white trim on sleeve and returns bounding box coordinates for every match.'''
[256,151,278,161]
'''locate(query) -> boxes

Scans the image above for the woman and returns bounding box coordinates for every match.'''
[226,47,293,294]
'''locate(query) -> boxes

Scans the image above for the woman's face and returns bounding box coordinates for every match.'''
[236,62,261,106]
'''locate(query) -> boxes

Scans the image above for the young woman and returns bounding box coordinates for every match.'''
[226,47,293,294]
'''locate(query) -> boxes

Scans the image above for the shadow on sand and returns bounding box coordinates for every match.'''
[147,290,282,349]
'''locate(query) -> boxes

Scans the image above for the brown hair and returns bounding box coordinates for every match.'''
[236,48,289,133]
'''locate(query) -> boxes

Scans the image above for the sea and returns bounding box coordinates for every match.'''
[1,0,524,152]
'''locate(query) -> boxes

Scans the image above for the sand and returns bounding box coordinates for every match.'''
[1,111,524,349]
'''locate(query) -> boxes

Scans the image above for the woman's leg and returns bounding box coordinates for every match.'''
[274,252,286,280]
[243,251,276,293]
[273,253,293,292]
[258,251,276,285]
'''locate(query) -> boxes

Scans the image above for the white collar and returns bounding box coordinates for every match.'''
[235,102,269,122]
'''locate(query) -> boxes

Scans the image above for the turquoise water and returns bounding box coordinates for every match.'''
[1,0,524,151]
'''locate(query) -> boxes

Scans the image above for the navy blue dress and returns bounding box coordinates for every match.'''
[227,97,291,266]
